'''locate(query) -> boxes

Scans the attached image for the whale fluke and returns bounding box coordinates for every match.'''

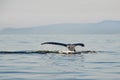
[41,42,85,51]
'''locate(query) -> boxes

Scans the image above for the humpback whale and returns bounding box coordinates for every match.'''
[41,42,85,52]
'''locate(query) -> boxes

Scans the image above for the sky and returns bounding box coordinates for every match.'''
[0,0,120,29]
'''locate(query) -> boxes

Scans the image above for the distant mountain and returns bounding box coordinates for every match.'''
[0,20,120,34]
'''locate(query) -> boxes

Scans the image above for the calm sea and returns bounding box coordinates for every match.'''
[0,34,120,80]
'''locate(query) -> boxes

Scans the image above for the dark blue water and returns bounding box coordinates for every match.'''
[0,34,120,80]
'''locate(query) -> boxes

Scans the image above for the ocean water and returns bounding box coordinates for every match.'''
[0,34,120,80]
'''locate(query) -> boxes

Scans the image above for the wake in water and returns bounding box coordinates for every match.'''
[0,50,117,54]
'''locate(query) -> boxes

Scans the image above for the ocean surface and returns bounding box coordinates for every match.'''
[0,34,120,80]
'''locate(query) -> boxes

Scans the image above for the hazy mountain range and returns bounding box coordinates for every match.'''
[0,20,120,34]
